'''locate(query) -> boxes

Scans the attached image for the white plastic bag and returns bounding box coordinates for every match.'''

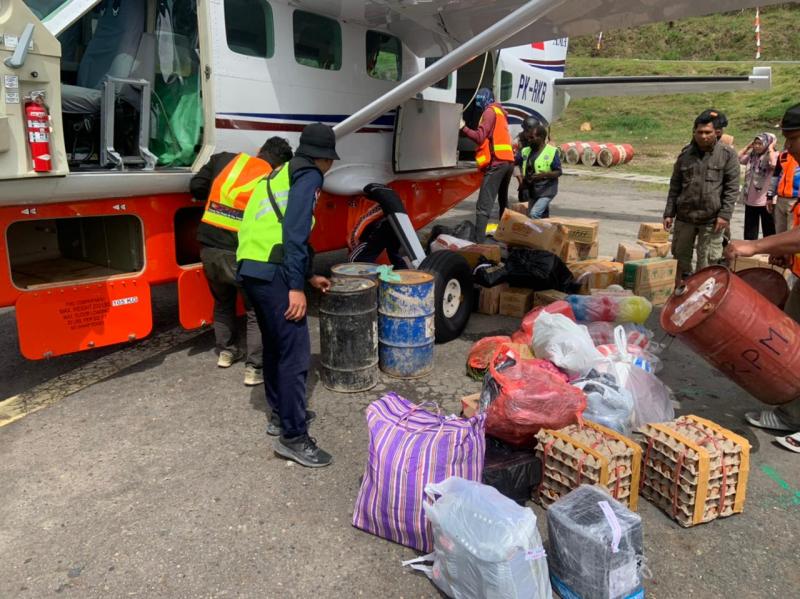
[404,477,552,599]
[572,370,634,435]
[532,312,602,378]
[600,361,674,428]
[430,234,474,252]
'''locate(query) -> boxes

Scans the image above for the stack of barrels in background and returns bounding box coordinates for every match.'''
[559,142,635,167]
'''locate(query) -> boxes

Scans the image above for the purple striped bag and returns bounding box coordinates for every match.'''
[352,393,486,552]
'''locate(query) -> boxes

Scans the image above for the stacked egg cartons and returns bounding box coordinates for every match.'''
[638,415,750,527]
[535,421,642,510]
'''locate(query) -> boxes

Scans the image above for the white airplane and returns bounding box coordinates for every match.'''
[0,0,776,359]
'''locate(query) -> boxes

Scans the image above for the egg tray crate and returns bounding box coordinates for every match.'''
[539,476,635,509]
[536,420,642,510]
[639,418,744,474]
[638,415,750,527]
[640,479,740,526]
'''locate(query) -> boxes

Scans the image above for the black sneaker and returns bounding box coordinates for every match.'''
[273,434,333,468]
[266,410,317,437]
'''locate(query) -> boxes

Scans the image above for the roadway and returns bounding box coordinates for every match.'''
[1,176,798,598]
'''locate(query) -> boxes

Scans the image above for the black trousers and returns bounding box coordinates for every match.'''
[242,271,310,439]
[348,218,407,269]
[743,205,776,240]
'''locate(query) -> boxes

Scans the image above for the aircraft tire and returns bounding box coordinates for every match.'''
[419,250,473,343]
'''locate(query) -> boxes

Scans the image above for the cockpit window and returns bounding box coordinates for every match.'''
[366,31,401,81]
[224,0,274,58]
[293,10,341,71]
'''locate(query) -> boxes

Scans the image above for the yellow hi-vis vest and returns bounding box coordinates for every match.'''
[201,153,271,232]
[521,144,557,178]
[236,164,316,264]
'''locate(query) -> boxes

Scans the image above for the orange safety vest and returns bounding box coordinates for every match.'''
[474,104,514,170]
[777,151,800,198]
[790,200,800,277]
[201,153,272,232]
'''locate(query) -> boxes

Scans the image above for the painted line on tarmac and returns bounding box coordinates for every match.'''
[0,326,208,428]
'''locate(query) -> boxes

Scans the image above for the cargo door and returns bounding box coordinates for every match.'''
[15,275,152,359]
[177,264,244,330]
[0,0,69,179]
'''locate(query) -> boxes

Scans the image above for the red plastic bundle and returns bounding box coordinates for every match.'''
[511,300,576,346]
[485,349,586,448]
[466,336,512,379]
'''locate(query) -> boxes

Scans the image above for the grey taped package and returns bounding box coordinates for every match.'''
[547,485,645,599]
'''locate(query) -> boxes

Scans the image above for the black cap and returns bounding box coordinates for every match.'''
[521,116,541,131]
[780,103,800,132]
[296,123,340,160]
[699,108,728,129]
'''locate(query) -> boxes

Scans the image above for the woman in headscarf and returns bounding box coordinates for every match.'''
[739,132,778,240]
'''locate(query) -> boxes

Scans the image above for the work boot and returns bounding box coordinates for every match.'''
[273,434,333,468]
[244,364,263,386]
[266,410,316,437]
[217,349,243,368]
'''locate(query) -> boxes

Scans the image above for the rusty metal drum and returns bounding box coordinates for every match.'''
[331,262,381,281]
[661,265,800,405]
[378,270,435,378]
[736,268,790,309]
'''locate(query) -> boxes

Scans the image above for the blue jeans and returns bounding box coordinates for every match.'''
[528,196,553,219]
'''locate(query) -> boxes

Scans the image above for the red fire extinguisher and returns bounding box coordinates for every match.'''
[25,92,52,172]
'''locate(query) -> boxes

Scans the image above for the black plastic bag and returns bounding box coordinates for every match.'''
[425,219,477,249]
[482,437,542,505]
[505,248,579,293]
[473,262,508,287]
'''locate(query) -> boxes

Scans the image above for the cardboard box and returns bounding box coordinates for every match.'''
[616,242,648,263]
[549,217,600,244]
[533,289,568,307]
[509,202,529,215]
[494,210,568,255]
[623,258,678,290]
[635,281,675,306]
[457,244,502,268]
[499,287,535,317]
[569,260,624,293]
[638,222,669,243]
[591,288,633,297]
[639,241,671,258]
[731,254,788,277]
[562,240,599,263]
[478,283,510,315]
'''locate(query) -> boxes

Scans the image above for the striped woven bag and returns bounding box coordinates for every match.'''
[352,393,486,552]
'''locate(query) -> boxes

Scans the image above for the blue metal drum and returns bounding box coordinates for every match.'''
[378,270,435,378]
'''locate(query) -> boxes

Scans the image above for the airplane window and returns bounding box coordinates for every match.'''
[500,70,513,101]
[224,0,274,58]
[366,31,401,81]
[425,57,451,90]
[23,0,71,21]
[294,10,342,71]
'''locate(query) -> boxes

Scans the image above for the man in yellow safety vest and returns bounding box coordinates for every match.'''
[191,137,293,385]
[237,123,336,468]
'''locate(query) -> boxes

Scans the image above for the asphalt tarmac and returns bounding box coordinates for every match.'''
[1,177,797,598]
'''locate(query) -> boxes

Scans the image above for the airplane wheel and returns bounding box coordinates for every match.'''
[420,250,473,343]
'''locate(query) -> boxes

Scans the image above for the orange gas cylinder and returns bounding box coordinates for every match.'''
[661,265,800,405]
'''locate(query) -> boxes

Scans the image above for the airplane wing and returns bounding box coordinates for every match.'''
[308,1,785,56]
[555,67,773,100]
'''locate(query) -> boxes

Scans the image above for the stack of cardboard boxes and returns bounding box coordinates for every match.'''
[612,223,678,306]
[486,210,572,317]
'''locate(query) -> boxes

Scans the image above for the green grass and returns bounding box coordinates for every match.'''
[551,57,800,177]
[569,4,800,61]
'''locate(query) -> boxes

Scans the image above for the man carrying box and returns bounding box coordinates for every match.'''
[663,112,740,278]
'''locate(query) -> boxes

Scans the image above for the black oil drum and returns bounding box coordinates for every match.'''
[320,277,379,392]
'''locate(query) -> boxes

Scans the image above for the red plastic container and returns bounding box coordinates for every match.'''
[661,266,800,405]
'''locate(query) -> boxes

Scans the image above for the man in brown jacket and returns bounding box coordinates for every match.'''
[663,111,740,276]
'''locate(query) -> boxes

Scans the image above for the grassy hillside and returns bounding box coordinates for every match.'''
[550,58,800,177]
[568,4,800,61]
